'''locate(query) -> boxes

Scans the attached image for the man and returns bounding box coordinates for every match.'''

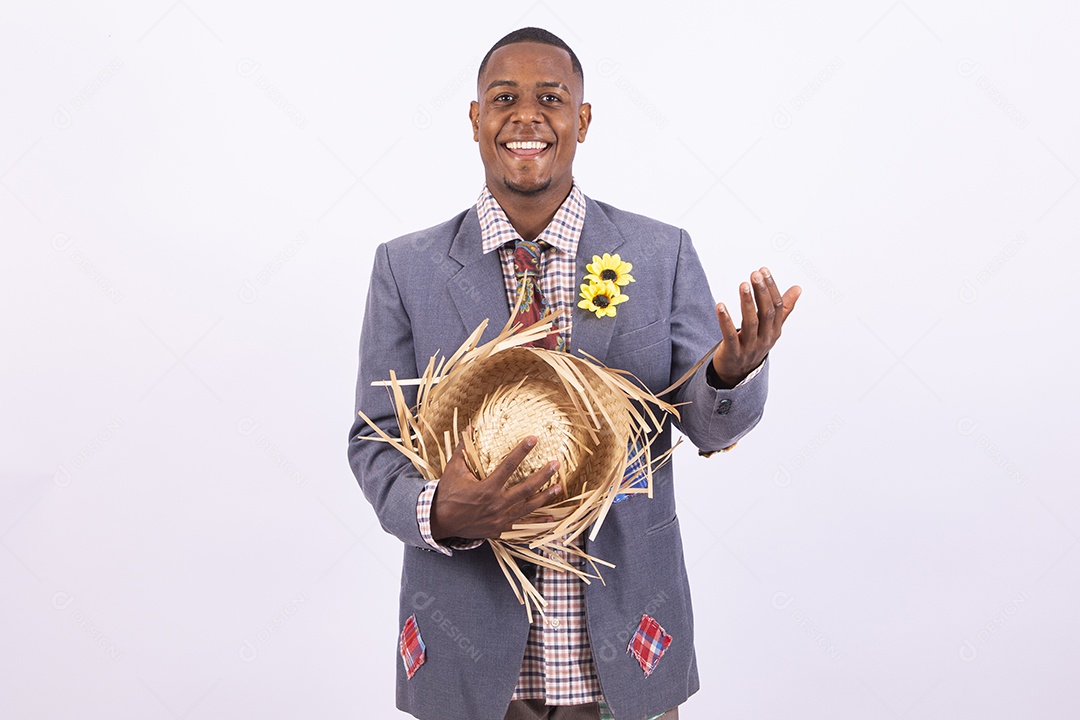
[348,27,799,720]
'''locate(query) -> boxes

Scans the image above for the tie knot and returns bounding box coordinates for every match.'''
[513,239,547,274]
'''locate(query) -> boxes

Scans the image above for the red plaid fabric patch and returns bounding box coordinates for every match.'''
[627,614,672,678]
[399,614,426,679]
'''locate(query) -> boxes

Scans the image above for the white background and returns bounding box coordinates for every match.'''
[3,1,1078,718]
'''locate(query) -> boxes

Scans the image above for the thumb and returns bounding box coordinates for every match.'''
[781,286,802,321]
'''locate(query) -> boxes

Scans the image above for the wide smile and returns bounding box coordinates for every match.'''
[501,140,552,160]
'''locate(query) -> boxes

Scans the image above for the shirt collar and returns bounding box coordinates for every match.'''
[476,182,586,255]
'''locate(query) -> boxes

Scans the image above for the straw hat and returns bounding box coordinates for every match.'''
[421,345,633,499]
[358,312,686,618]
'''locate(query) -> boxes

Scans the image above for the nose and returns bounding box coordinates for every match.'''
[512,95,543,123]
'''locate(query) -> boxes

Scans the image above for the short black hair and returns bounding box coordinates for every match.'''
[477,27,583,88]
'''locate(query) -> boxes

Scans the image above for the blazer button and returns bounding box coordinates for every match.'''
[717,399,732,415]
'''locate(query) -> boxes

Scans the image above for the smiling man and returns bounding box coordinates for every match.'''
[469,38,590,242]
[349,27,800,720]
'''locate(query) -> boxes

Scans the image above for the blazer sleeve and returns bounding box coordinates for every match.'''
[347,242,432,549]
[667,228,770,453]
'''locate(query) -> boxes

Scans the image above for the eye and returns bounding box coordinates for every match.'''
[541,93,562,103]
[493,92,514,102]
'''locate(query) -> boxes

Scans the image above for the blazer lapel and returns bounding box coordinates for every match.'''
[448,208,512,342]
[570,197,625,363]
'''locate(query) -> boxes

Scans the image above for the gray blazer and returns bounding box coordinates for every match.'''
[348,196,769,720]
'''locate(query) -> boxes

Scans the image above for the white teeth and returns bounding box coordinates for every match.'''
[505,141,549,150]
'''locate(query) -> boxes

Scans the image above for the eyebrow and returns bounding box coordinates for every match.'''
[485,79,571,93]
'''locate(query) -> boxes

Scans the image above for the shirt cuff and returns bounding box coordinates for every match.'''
[416,478,484,555]
[706,356,766,390]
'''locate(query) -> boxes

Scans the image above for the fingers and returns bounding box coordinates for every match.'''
[484,435,537,485]
[759,267,783,305]
[750,270,776,337]
[760,267,785,331]
[486,438,561,517]
[712,267,798,387]
[517,462,563,513]
[715,301,739,344]
[739,279,759,338]
[498,462,562,533]
[718,268,791,345]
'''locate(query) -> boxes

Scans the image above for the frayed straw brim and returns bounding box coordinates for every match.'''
[358,311,691,619]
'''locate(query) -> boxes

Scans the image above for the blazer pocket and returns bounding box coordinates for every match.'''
[645,513,680,537]
[607,318,670,361]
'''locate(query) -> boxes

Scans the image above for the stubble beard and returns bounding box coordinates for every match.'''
[502,176,552,196]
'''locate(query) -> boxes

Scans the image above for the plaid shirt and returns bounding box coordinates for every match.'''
[415,183,600,706]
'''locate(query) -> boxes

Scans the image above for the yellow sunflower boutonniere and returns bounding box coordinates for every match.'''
[579,253,634,318]
[585,253,635,287]
[579,280,628,318]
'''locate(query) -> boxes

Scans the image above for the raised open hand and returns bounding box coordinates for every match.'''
[711,266,801,387]
[429,434,563,541]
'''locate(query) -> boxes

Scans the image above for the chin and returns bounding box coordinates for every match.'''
[502,177,552,196]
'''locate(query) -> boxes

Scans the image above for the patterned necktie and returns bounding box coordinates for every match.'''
[512,238,559,350]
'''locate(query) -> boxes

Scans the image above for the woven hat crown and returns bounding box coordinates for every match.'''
[421,346,633,501]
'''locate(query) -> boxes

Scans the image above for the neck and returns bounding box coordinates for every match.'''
[489,180,572,242]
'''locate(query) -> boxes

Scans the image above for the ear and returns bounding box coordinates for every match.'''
[577,102,592,143]
[469,101,480,142]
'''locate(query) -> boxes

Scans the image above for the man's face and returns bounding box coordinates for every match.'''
[470,42,591,199]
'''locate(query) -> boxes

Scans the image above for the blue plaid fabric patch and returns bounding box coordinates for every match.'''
[613,438,647,504]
